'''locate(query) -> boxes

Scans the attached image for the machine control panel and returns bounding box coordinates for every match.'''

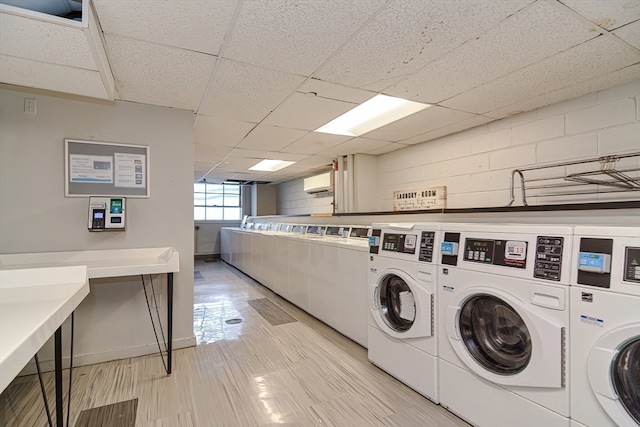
[369,229,382,254]
[382,233,417,255]
[325,226,350,237]
[577,238,613,288]
[624,247,640,283]
[534,236,564,281]
[577,252,611,274]
[441,232,461,266]
[292,225,307,234]
[350,227,370,238]
[418,231,435,263]
[441,242,458,256]
[463,238,527,269]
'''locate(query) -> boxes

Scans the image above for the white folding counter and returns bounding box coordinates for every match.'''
[0,247,180,427]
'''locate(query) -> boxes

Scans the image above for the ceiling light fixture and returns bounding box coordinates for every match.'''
[249,159,296,172]
[314,94,431,137]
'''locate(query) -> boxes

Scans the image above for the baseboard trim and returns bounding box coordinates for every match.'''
[18,336,197,375]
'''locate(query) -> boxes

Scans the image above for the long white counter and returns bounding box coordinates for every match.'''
[0,247,180,427]
[0,265,89,393]
[0,247,180,278]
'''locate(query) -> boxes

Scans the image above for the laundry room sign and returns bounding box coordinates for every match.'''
[393,186,446,211]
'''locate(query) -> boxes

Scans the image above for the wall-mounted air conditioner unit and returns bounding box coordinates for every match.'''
[304,172,333,194]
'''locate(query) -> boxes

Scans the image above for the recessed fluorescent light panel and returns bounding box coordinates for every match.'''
[249,159,296,172]
[314,94,431,137]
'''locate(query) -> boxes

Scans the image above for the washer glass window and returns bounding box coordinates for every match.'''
[378,274,415,332]
[459,295,532,375]
[612,337,640,424]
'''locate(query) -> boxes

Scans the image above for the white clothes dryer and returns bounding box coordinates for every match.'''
[368,222,441,402]
[570,225,640,427]
[438,223,573,427]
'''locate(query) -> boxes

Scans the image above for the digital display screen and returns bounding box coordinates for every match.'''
[382,233,417,254]
[110,198,123,214]
[93,212,104,219]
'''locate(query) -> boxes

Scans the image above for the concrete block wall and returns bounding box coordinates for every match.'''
[378,80,639,210]
[277,178,334,215]
[277,80,639,214]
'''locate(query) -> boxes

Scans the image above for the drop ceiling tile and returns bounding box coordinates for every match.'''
[94,0,236,55]
[105,34,216,111]
[223,0,385,76]
[198,59,305,122]
[367,142,411,156]
[398,115,495,145]
[0,13,96,69]
[0,55,109,99]
[213,156,263,170]
[299,79,376,104]
[225,148,307,162]
[485,63,640,119]
[560,0,640,30]
[315,0,534,90]
[614,19,640,50]
[316,137,391,158]
[298,156,335,168]
[199,172,232,184]
[387,0,601,104]
[263,91,358,130]
[194,144,234,163]
[281,132,352,155]
[195,161,217,174]
[194,115,256,147]
[441,36,640,114]
[363,106,476,142]
[237,124,308,151]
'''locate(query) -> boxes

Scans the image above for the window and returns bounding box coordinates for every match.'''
[194,183,242,220]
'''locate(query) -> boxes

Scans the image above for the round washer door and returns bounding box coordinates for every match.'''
[445,287,564,388]
[458,294,532,375]
[588,323,640,427]
[371,269,432,339]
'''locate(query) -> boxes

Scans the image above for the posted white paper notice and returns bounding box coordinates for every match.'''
[114,153,146,188]
[70,154,113,183]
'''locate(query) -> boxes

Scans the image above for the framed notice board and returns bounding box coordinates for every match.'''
[65,139,150,197]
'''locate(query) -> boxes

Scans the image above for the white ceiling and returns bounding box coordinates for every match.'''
[1,0,639,184]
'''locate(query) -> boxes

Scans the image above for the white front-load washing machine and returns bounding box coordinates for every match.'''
[438,223,573,427]
[570,225,640,427]
[368,222,441,402]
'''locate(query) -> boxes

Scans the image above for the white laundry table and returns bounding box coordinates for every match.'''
[0,247,180,427]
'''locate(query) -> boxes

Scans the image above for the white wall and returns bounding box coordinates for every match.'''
[379,80,640,210]
[195,221,241,255]
[252,183,277,216]
[277,178,334,215]
[277,80,639,214]
[0,86,195,368]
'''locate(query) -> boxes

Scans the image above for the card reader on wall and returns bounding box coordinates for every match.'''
[88,197,125,231]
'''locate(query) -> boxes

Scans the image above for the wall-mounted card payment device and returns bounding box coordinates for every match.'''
[88,197,125,231]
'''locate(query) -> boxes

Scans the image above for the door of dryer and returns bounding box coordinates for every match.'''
[370,268,433,339]
[445,286,565,388]
[588,323,640,427]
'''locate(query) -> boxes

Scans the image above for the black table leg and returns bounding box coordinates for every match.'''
[167,272,173,375]
[54,327,63,427]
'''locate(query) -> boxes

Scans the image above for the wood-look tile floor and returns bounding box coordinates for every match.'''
[0,260,470,427]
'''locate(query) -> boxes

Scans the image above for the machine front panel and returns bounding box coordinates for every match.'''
[382,233,417,255]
